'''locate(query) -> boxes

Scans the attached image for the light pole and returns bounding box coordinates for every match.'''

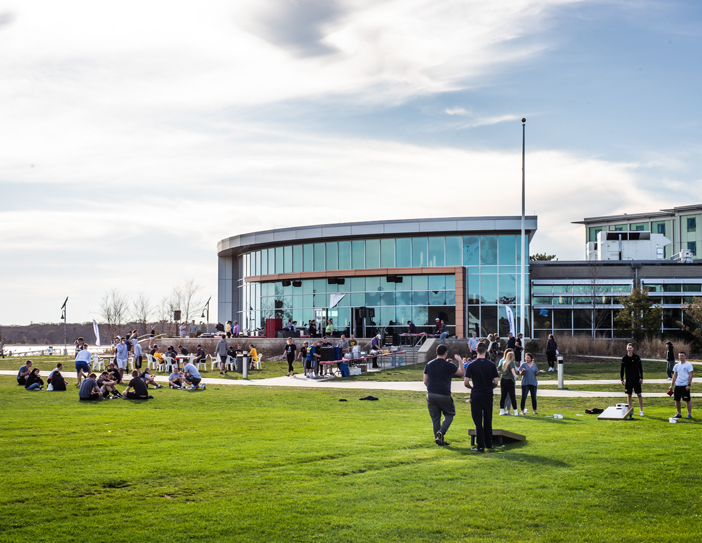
[61,297,68,355]
[201,296,211,334]
[520,118,527,339]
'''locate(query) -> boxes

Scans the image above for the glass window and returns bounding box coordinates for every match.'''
[350,292,365,306]
[303,244,313,272]
[396,238,411,267]
[366,277,380,292]
[366,292,380,306]
[275,247,283,274]
[366,239,380,269]
[657,223,666,234]
[446,274,455,290]
[428,275,446,291]
[313,279,327,293]
[352,240,365,269]
[481,306,497,336]
[292,245,301,273]
[268,249,275,274]
[446,291,455,305]
[573,310,591,329]
[533,297,552,305]
[395,291,411,305]
[663,309,681,329]
[282,246,291,274]
[379,277,396,292]
[428,237,445,267]
[498,235,516,266]
[412,237,428,267]
[412,276,428,290]
[380,307,396,326]
[302,280,313,294]
[380,292,395,305]
[380,239,395,268]
[350,277,365,292]
[255,251,261,276]
[428,291,445,305]
[480,236,497,265]
[533,309,551,330]
[611,285,631,293]
[261,250,268,275]
[412,306,429,326]
[554,310,572,329]
[412,291,428,305]
[467,275,480,304]
[445,236,462,266]
[533,285,552,294]
[663,297,682,305]
[463,236,479,265]
[498,274,517,304]
[687,217,697,231]
[552,295,568,305]
[313,243,325,271]
[481,275,497,304]
[338,241,351,270]
[687,241,697,256]
[662,284,681,292]
[395,306,411,325]
[468,306,480,335]
[326,242,338,271]
[683,284,702,292]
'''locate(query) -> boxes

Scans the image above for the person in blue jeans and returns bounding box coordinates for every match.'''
[25,368,44,391]
[518,353,543,415]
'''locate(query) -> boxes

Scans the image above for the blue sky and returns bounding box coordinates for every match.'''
[1,0,701,326]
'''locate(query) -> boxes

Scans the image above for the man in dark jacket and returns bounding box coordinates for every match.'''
[423,345,465,446]
[464,343,499,452]
[621,343,644,418]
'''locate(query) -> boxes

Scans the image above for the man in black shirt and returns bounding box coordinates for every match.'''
[122,370,151,400]
[464,343,499,452]
[621,343,644,418]
[107,362,122,384]
[194,344,206,365]
[423,344,465,446]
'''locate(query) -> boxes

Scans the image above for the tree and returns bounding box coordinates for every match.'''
[131,293,153,336]
[530,253,557,261]
[98,289,130,340]
[582,259,613,338]
[679,296,702,349]
[614,287,662,342]
[170,279,204,323]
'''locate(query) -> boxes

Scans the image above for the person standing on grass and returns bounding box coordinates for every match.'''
[664,341,675,381]
[498,350,519,416]
[75,345,92,385]
[546,334,558,372]
[216,335,229,375]
[283,338,296,377]
[133,340,143,370]
[423,344,465,447]
[114,338,129,382]
[464,342,499,452]
[519,353,542,415]
[621,343,644,418]
[669,352,693,419]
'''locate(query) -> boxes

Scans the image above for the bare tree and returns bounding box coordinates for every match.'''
[582,259,612,338]
[98,289,130,341]
[131,293,153,336]
[171,279,204,323]
[157,295,179,337]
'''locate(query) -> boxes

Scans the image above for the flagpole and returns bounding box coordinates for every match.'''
[520,118,526,339]
[61,297,68,355]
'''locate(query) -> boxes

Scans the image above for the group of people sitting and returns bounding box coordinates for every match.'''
[17,361,68,391]
[214,338,258,374]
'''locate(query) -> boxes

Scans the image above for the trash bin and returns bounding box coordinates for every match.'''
[235,356,243,373]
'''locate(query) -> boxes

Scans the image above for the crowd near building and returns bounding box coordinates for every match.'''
[217,205,702,340]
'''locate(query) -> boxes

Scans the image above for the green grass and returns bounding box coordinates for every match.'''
[1,375,700,542]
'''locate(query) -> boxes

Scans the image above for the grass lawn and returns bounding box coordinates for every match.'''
[1,375,700,542]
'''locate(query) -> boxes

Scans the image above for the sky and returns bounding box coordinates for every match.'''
[1,0,701,326]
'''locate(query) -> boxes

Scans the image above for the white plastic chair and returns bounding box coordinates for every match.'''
[251,354,262,370]
[92,356,105,371]
[196,357,207,372]
[210,354,222,371]
[224,355,235,372]
[146,354,158,370]
[159,356,175,373]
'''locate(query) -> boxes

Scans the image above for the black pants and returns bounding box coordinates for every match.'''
[134,355,143,369]
[125,392,148,400]
[666,359,675,379]
[521,385,537,411]
[287,355,295,373]
[427,393,456,437]
[470,393,494,449]
[499,379,517,410]
[546,350,556,369]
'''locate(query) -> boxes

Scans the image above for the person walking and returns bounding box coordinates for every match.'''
[498,349,519,416]
[216,335,229,375]
[546,334,558,372]
[621,343,644,418]
[283,338,297,377]
[464,342,499,452]
[519,352,542,415]
[664,341,675,380]
[669,352,693,419]
[423,344,465,446]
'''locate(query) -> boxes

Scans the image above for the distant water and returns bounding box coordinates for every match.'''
[1,344,109,356]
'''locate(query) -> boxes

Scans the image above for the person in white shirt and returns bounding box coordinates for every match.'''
[468,332,480,353]
[669,352,694,419]
[75,345,92,385]
[133,341,143,370]
[184,361,205,390]
[114,338,129,382]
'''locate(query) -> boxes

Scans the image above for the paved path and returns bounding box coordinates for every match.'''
[4,370,699,398]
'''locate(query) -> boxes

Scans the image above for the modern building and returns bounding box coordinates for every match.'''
[574,204,702,260]
[217,216,537,339]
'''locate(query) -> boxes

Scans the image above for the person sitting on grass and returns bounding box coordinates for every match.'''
[79,373,103,401]
[169,368,186,389]
[25,368,44,391]
[184,361,205,390]
[107,361,122,384]
[48,363,67,391]
[17,360,33,386]
[97,371,122,398]
[248,344,259,370]
[122,370,152,400]
[75,344,92,386]
[139,367,164,389]
[194,344,206,367]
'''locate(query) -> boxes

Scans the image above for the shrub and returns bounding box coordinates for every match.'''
[538,335,693,359]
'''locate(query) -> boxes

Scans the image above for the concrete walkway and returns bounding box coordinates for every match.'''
[4,370,699,398]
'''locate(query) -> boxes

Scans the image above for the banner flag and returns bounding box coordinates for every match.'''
[329,293,346,309]
[505,306,516,336]
[93,319,101,347]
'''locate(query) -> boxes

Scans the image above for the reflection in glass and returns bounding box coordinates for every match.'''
[481,236,497,265]
[428,237,445,267]
[395,306,411,325]
[395,291,411,305]
[380,239,395,268]
[481,275,497,304]
[412,275,428,290]
[428,275,446,291]
[412,237,428,267]
[366,239,380,269]
[498,235,516,265]
[326,242,338,271]
[292,245,302,273]
[481,306,497,336]
[428,291,445,305]
[463,236,479,265]
[303,244,313,272]
[275,247,283,274]
[446,236,462,266]
[338,241,351,270]
[284,246,292,273]
[412,291,428,305]
[413,306,429,326]
[314,243,325,271]
[352,240,365,269]
[396,238,411,267]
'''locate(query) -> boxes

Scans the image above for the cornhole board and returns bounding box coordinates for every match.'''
[598,404,633,420]
[468,429,526,446]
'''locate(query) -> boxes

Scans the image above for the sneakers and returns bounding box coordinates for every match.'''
[639,411,644,417]
[673,413,682,419]
[499,409,506,416]
[522,409,528,415]
[686,414,692,419]
[435,431,448,446]
[200,384,206,390]
[513,411,520,416]
[190,384,196,390]
[667,377,673,381]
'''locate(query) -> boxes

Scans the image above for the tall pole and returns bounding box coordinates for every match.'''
[61,297,68,355]
[520,118,526,339]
